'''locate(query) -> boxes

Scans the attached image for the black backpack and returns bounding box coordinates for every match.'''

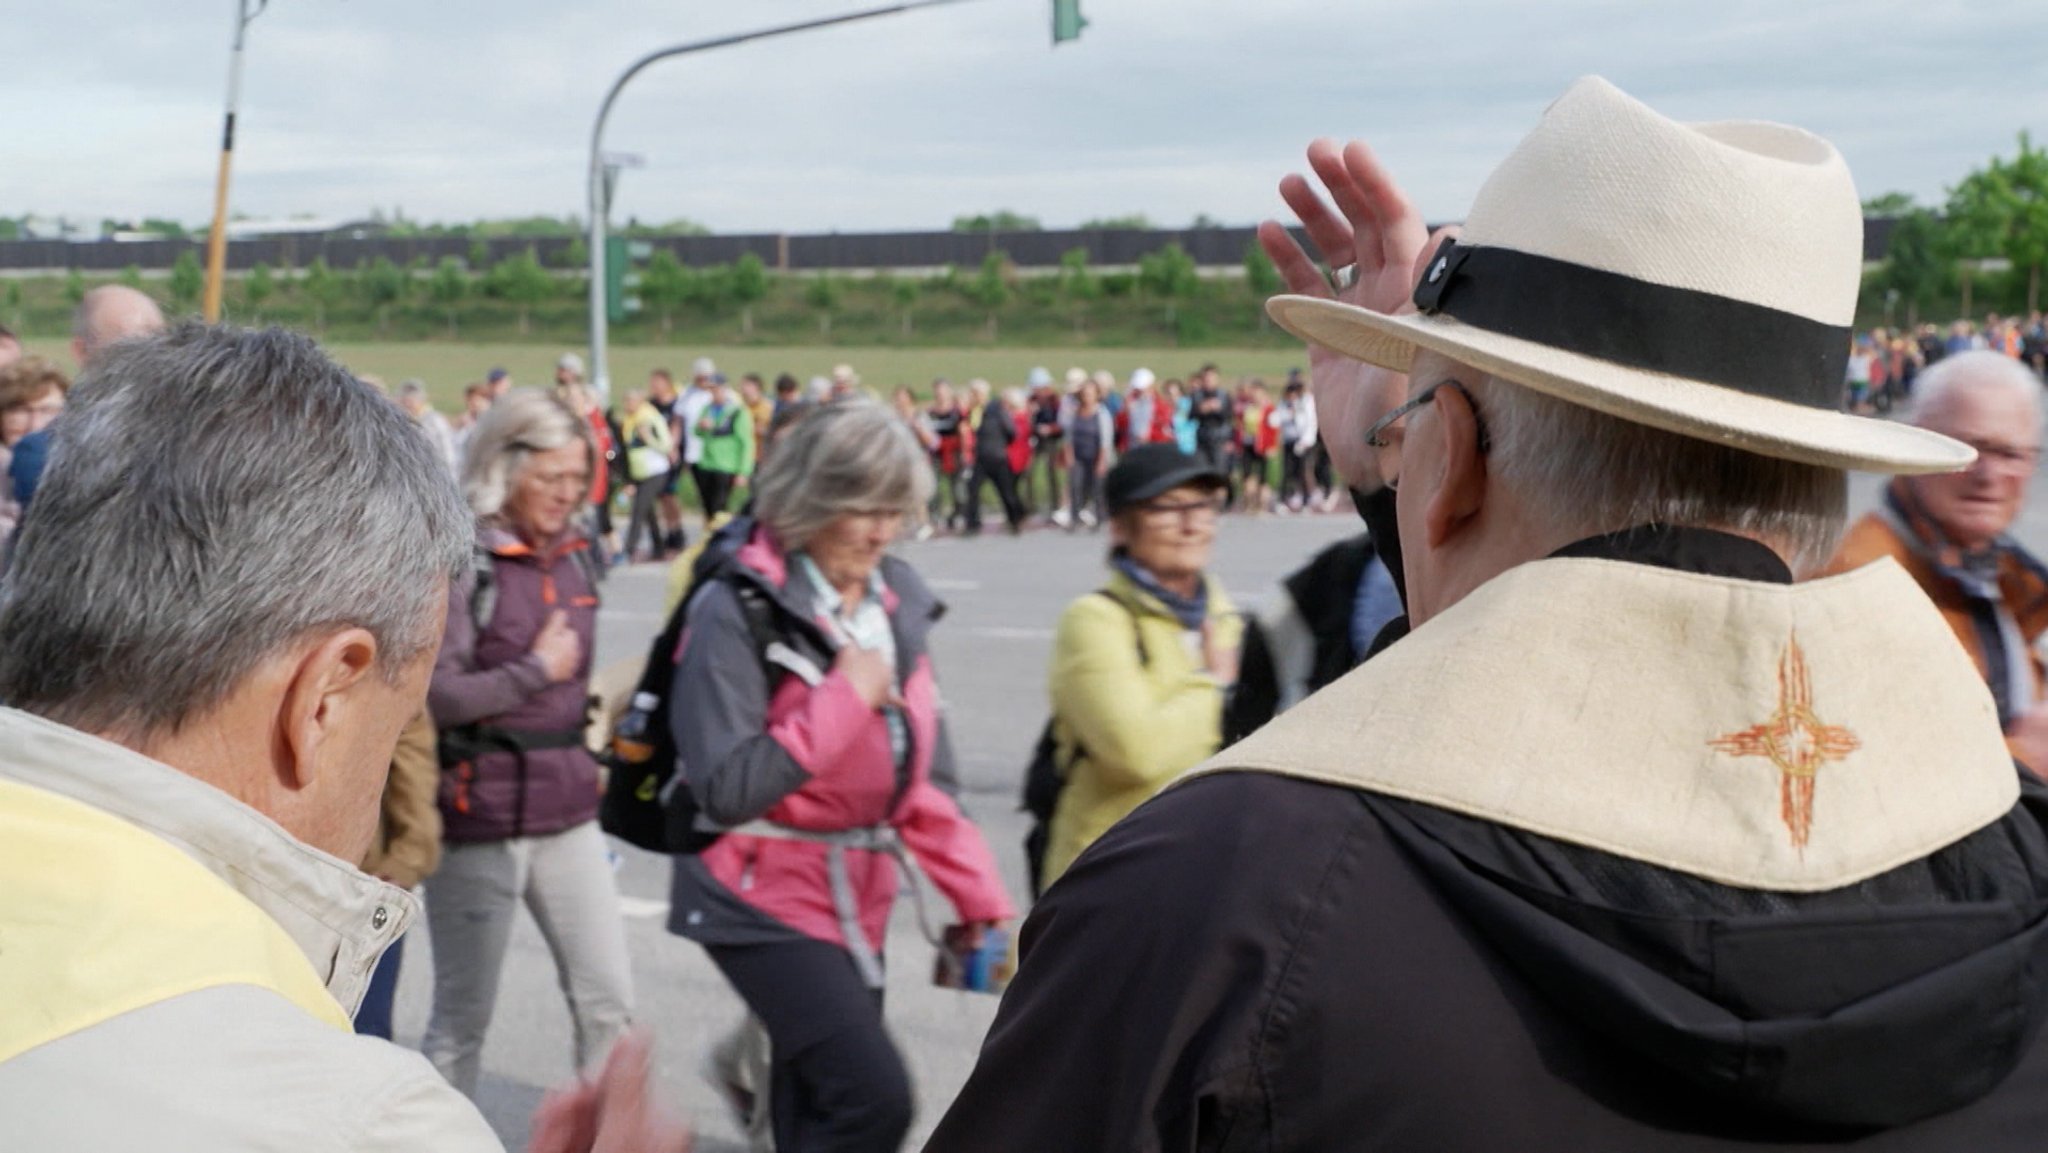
[599,526,778,854]
[1021,591,1146,897]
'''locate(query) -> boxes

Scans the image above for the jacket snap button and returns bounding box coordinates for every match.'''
[371,906,389,930]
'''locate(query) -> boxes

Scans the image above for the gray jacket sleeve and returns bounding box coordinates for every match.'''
[670,582,812,826]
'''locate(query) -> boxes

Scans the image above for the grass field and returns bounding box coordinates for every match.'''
[19,338,1306,413]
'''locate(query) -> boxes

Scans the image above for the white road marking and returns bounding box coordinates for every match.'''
[616,896,671,919]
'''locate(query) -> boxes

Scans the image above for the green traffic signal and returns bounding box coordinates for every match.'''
[1052,0,1086,44]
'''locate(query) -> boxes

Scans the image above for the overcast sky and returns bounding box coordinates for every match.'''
[6,0,2044,235]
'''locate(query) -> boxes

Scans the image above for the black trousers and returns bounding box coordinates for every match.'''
[1281,449,1310,507]
[696,467,737,520]
[707,938,912,1153]
[965,454,1025,532]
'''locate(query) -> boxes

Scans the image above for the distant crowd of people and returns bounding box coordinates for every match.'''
[1845,313,2048,413]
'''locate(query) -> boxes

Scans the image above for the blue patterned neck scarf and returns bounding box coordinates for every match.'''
[1113,552,1209,630]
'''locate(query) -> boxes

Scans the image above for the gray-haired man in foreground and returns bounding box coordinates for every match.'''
[0,324,686,1152]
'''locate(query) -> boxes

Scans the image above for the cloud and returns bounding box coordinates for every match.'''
[3,0,2043,233]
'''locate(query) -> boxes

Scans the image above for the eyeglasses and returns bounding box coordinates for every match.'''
[1364,379,1490,450]
[1363,378,1490,489]
[1137,494,1226,525]
[1961,439,2042,472]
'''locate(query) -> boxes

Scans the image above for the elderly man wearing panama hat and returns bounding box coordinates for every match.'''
[927,78,2048,1150]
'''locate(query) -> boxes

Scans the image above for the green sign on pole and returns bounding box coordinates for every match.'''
[1052,0,1086,44]
[605,237,650,323]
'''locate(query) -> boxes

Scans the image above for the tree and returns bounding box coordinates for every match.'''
[951,210,1041,232]
[467,239,491,270]
[1190,213,1224,230]
[1861,191,1918,218]
[1876,209,1945,327]
[64,270,86,306]
[1058,247,1099,337]
[304,257,340,332]
[488,247,554,335]
[730,252,770,336]
[119,265,144,290]
[428,256,468,338]
[1080,214,1154,230]
[1139,242,1201,337]
[1947,133,2048,313]
[805,275,842,338]
[557,236,590,271]
[245,262,276,319]
[361,255,408,335]
[892,276,921,338]
[1242,241,1282,297]
[640,249,695,335]
[963,250,1012,340]
[168,251,204,312]
[4,281,21,326]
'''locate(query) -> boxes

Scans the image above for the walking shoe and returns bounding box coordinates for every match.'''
[1051,507,1072,529]
[915,523,936,542]
[1078,508,1098,529]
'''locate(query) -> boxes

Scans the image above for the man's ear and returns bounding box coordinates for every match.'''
[1422,386,1489,550]
[277,628,380,793]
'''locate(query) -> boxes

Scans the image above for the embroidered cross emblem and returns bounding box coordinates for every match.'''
[1709,633,1861,853]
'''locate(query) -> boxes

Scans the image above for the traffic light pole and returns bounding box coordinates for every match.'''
[585,0,985,401]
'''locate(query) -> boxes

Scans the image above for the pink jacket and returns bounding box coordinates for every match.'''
[674,528,1014,950]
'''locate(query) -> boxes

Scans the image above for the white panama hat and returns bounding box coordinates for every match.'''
[1267,76,1972,475]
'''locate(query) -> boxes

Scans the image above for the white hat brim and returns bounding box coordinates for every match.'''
[1267,295,1974,476]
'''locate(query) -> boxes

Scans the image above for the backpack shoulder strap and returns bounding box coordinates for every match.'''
[468,546,498,635]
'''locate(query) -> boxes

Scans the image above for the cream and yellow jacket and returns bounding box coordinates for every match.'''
[0,707,502,1152]
[1042,571,1242,887]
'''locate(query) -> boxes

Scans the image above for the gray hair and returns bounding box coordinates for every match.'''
[0,323,471,739]
[753,397,933,552]
[1471,375,1848,572]
[396,378,428,402]
[71,285,165,366]
[1909,350,2044,431]
[460,387,596,521]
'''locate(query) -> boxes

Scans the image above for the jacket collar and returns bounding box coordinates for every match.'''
[0,707,412,1015]
[1191,552,2017,892]
[481,522,590,563]
[1550,523,1793,584]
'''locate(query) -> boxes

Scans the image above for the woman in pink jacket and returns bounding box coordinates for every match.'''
[665,397,1014,1152]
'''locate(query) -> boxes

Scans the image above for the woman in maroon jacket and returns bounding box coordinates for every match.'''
[421,388,634,1100]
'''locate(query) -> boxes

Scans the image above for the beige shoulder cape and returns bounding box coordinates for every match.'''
[1187,556,2017,892]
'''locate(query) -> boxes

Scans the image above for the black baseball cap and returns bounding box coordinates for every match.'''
[1104,443,1228,514]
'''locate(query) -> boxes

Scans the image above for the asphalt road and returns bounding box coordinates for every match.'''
[385,469,2046,1152]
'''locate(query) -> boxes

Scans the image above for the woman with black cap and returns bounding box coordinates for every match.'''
[1038,443,1243,888]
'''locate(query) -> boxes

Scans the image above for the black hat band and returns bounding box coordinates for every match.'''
[1410,239,1851,410]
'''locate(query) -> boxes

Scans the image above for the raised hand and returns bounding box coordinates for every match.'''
[1256,139,1456,491]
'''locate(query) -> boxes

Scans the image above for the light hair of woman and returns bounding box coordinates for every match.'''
[1467,371,1847,572]
[0,323,471,741]
[460,387,597,521]
[752,396,934,553]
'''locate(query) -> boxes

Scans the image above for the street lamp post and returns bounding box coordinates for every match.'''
[585,0,978,401]
[202,0,271,323]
